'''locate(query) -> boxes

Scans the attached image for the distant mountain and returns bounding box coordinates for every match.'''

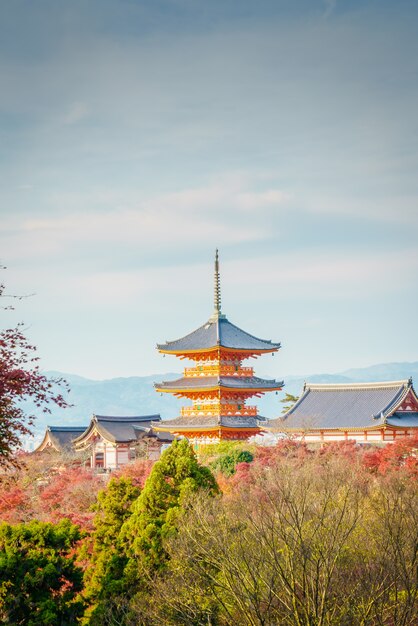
[26,362,418,446]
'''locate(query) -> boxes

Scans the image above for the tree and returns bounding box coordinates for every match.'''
[210,447,254,477]
[0,274,69,468]
[280,392,299,414]
[121,439,219,575]
[0,518,85,625]
[82,476,142,626]
[145,446,418,626]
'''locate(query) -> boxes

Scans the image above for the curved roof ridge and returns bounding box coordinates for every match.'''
[380,383,413,421]
[219,317,281,348]
[157,319,215,349]
[305,379,410,391]
[94,414,161,422]
[48,425,87,431]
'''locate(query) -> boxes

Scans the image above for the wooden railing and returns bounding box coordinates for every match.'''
[184,365,254,378]
[181,404,258,417]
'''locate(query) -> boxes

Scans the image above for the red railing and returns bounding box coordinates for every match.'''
[184,365,254,378]
[181,404,258,417]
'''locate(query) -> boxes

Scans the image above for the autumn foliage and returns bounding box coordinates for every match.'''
[0,438,417,625]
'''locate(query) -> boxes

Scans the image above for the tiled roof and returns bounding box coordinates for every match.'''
[269,380,415,431]
[157,316,280,353]
[387,413,418,428]
[152,415,262,430]
[48,426,87,450]
[132,425,175,442]
[155,375,283,391]
[74,415,161,444]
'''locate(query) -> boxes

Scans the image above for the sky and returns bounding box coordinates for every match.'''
[0,0,417,381]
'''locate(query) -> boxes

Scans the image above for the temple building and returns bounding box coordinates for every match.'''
[152,251,283,442]
[268,379,418,443]
[34,425,87,453]
[72,414,173,468]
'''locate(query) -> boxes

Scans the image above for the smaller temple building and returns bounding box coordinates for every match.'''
[35,426,87,453]
[73,414,173,468]
[268,379,418,443]
[35,415,174,469]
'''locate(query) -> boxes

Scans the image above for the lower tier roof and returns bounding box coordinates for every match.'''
[152,414,264,431]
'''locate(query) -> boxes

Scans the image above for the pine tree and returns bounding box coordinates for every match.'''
[121,439,219,575]
[82,476,140,625]
[0,519,84,625]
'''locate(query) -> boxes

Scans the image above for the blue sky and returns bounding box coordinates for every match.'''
[1,0,417,380]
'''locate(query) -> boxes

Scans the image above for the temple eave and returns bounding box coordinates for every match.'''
[157,346,280,358]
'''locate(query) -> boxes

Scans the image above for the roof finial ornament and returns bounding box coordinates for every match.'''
[209,249,225,321]
[214,248,221,313]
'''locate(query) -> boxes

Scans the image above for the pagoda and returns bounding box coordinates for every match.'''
[152,251,283,443]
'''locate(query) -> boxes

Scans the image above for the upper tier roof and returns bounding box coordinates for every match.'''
[157,315,281,354]
[268,379,417,431]
[155,375,283,392]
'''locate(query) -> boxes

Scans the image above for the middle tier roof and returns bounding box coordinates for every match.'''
[155,375,284,393]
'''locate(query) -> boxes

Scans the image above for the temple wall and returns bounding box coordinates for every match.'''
[105,446,117,469]
[290,429,415,444]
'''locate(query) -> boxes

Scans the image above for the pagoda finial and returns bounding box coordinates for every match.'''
[214,248,221,313]
[209,249,226,321]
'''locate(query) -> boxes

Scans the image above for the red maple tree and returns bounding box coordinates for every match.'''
[0,273,69,469]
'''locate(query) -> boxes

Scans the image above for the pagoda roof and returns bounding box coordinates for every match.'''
[155,375,283,393]
[73,414,162,445]
[152,414,263,432]
[268,379,418,431]
[157,315,281,354]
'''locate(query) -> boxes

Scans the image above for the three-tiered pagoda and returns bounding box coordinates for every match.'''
[152,251,283,442]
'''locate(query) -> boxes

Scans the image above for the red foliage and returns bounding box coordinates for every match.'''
[0,485,27,523]
[40,467,104,529]
[113,459,154,487]
[254,440,309,466]
[363,435,418,477]
[318,440,359,460]
[0,312,69,468]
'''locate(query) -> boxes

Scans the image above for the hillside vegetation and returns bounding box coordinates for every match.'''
[1,438,417,625]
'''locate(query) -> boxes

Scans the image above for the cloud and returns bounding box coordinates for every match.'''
[0,174,291,263]
[62,101,89,125]
[323,0,337,18]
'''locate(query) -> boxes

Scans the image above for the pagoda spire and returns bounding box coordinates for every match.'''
[214,248,221,313]
[210,248,225,321]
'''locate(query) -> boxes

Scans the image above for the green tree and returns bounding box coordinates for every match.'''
[122,439,218,575]
[82,476,141,625]
[83,440,218,625]
[0,518,84,625]
[280,392,299,414]
[210,447,254,477]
